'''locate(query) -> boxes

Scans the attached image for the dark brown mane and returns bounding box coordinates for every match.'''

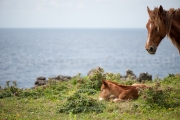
[167,8,180,52]
[152,7,172,36]
[152,7,180,52]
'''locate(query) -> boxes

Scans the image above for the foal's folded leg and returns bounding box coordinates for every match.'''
[109,95,116,99]
[113,98,126,102]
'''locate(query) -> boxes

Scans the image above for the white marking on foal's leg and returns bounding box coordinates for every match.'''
[113,98,126,102]
[98,97,104,101]
[113,98,120,102]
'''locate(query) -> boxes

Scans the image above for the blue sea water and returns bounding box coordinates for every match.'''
[0,28,179,88]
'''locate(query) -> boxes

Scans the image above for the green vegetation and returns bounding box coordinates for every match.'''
[0,68,180,120]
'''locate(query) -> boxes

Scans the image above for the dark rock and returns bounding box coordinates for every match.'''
[34,76,47,86]
[34,75,71,87]
[34,80,46,86]
[125,69,137,79]
[120,69,137,81]
[50,75,71,81]
[120,76,126,81]
[137,72,152,82]
[36,76,46,80]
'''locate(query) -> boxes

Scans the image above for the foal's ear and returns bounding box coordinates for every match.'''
[102,80,108,87]
[147,6,153,20]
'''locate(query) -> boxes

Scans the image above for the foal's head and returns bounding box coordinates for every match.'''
[99,80,111,101]
[145,5,166,54]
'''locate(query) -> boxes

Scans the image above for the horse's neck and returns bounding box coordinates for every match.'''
[168,12,180,53]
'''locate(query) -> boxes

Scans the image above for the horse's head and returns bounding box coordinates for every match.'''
[99,80,111,101]
[145,5,166,54]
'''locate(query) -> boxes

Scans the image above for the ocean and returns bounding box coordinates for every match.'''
[0,28,179,88]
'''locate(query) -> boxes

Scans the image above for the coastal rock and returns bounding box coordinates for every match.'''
[125,69,137,79]
[36,76,46,80]
[120,69,137,81]
[137,72,152,82]
[34,76,47,86]
[34,75,71,88]
[50,75,71,81]
[120,76,127,81]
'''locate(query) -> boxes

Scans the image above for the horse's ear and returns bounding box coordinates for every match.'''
[158,5,163,17]
[102,80,108,87]
[147,6,151,15]
[159,5,163,13]
[147,6,153,20]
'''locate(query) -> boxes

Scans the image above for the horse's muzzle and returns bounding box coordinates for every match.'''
[146,46,156,54]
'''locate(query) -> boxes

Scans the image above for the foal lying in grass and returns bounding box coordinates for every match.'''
[99,80,147,102]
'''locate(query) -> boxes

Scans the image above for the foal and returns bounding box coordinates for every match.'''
[99,80,139,102]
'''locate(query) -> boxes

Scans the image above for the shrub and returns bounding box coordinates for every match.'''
[77,88,97,95]
[139,83,168,106]
[162,74,180,84]
[0,81,22,98]
[104,72,121,83]
[138,82,180,110]
[58,92,105,114]
[77,67,105,90]
[70,73,84,85]
[80,67,122,90]
[121,80,135,85]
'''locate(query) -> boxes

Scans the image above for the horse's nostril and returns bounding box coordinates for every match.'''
[149,46,154,51]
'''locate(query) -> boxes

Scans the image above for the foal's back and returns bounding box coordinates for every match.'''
[106,80,139,99]
[106,80,137,90]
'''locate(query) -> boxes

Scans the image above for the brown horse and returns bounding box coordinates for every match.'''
[145,5,180,54]
[99,80,139,102]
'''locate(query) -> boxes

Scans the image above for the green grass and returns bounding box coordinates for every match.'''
[0,72,180,120]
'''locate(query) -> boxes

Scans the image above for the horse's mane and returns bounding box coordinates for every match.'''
[152,7,172,36]
[106,80,135,90]
[153,7,180,52]
[166,8,180,52]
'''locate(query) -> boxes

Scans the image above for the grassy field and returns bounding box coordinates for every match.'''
[0,69,180,120]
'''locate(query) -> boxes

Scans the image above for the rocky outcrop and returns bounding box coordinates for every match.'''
[49,75,71,81]
[34,76,47,86]
[137,72,152,82]
[120,69,152,82]
[120,69,137,81]
[125,69,137,80]
[34,69,152,88]
[34,75,71,88]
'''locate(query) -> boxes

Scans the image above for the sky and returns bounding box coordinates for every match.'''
[0,0,179,28]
